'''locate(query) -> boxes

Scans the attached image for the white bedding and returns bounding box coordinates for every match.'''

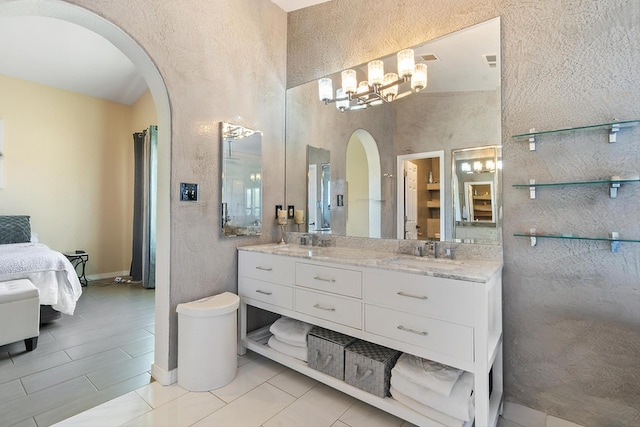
[0,243,83,315]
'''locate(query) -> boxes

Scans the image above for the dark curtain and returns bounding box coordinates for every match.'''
[130,126,157,288]
[130,130,146,282]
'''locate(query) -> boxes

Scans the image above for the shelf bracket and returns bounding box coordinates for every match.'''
[610,176,620,198]
[528,128,536,151]
[529,228,537,247]
[610,231,619,253]
[609,123,620,143]
[529,179,536,199]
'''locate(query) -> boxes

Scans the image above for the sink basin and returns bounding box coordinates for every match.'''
[273,245,317,257]
[380,256,465,271]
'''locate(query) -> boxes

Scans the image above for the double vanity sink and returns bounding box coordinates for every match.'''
[262,243,501,283]
[237,242,503,426]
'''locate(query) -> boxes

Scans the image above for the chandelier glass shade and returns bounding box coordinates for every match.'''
[318,48,428,112]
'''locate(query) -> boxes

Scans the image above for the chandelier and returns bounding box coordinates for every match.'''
[318,48,427,112]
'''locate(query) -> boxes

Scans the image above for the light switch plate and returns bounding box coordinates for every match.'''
[180,183,198,202]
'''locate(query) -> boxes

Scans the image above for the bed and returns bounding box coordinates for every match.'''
[0,216,82,318]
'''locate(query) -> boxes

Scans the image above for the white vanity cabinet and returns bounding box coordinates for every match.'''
[238,247,503,427]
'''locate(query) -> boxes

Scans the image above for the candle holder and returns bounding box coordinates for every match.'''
[278,223,287,244]
[277,214,288,245]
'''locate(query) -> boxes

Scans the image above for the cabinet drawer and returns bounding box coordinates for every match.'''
[296,262,362,298]
[239,252,294,285]
[365,305,473,362]
[239,277,293,310]
[363,269,473,325]
[295,289,362,329]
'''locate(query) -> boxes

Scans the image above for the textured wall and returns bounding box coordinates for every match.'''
[67,0,288,369]
[288,1,640,425]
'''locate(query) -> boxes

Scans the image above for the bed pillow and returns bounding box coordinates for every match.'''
[0,215,32,244]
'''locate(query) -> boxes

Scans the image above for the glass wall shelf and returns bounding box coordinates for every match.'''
[512,119,640,150]
[513,177,640,198]
[513,177,640,188]
[514,231,638,252]
[514,232,639,242]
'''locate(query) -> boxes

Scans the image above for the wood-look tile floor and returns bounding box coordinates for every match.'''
[0,278,155,427]
[0,279,581,427]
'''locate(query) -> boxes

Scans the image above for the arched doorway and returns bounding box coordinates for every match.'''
[346,129,381,238]
[0,0,172,383]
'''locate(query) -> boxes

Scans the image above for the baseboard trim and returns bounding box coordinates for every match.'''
[87,271,130,281]
[151,363,177,385]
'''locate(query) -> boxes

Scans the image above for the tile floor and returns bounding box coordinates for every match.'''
[1,280,584,427]
[51,350,583,427]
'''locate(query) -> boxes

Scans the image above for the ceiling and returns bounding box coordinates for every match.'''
[0,1,329,105]
[0,15,147,105]
[0,2,497,106]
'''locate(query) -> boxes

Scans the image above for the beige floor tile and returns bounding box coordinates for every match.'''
[210,356,285,403]
[339,400,405,427]
[135,381,189,408]
[122,391,225,427]
[52,391,151,427]
[263,383,355,427]
[546,415,584,427]
[268,367,318,398]
[193,383,295,427]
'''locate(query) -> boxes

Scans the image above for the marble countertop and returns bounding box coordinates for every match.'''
[238,243,502,283]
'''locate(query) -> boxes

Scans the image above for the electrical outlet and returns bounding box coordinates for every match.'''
[180,183,198,201]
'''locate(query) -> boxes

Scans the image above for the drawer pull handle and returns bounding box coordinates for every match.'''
[255,290,272,296]
[313,303,336,312]
[397,325,428,336]
[313,276,336,283]
[397,291,428,300]
[255,266,273,271]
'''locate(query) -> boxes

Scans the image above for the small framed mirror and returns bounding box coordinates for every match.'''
[221,122,263,237]
[307,145,331,232]
[452,145,501,243]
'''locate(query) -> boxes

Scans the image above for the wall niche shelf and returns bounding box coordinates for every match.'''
[514,229,639,252]
[513,177,640,198]
[512,119,640,150]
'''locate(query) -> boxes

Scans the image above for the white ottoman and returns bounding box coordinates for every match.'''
[0,279,40,351]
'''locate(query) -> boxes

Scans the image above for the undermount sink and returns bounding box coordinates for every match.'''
[380,256,465,270]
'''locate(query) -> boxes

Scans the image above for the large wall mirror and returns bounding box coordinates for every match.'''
[221,122,263,237]
[285,17,502,244]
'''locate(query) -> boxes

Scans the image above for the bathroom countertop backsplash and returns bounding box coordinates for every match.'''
[239,234,502,283]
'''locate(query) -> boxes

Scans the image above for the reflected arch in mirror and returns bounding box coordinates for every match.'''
[346,129,381,238]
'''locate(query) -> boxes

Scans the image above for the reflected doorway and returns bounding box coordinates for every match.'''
[346,129,381,238]
[397,151,444,241]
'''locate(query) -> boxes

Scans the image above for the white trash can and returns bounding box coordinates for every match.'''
[176,292,240,391]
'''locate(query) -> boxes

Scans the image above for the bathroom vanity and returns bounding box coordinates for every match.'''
[237,243,503,427]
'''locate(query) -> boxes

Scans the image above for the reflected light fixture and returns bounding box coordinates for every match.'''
[221,122,258,140]
[318,48,428,112]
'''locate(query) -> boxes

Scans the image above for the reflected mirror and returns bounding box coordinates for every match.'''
[221,122,262,237]
[307,145,331,232]
[452,145,502,243]
[285,17,501,244]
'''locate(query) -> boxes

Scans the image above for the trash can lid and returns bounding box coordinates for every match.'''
[176,292,240,317]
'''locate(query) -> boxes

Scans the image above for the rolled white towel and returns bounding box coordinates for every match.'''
[270,334,308,348]
[390,387,467,427]
[390,370,475,422]
[268,335,308,362]
[269,317,313,346]
[393,353,463,396]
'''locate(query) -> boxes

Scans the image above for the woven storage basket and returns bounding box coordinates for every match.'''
[344,340,401,397]
[307,326,357,380]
